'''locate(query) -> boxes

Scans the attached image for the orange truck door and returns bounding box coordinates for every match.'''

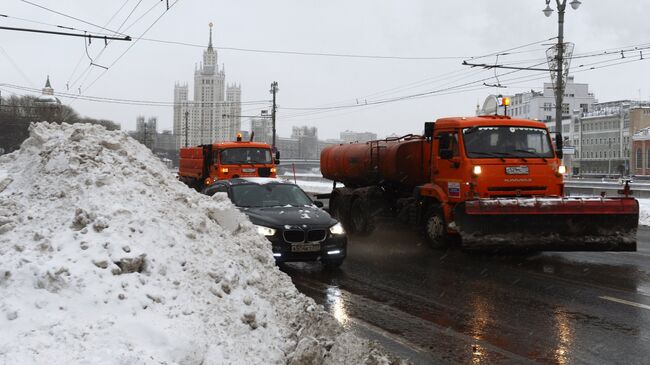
[433,130,464,202]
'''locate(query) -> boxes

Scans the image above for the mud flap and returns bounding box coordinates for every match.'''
[454,197,638,252]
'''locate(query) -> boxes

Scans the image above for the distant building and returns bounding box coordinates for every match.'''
[572,101,650,175]
[35,76,61,122]
[155,130,175,151]
[632,124,650,175]
[134,116,157,149]
[340,130,377,143]
[35,76,61,106]
[318,138,343,157]
[173,23,241,148]
[250,117,272,144]
[504,76,597,125]
[291,126,318,159]
[276,137,299,159]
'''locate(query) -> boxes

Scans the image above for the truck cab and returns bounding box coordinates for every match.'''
[428,115,564,202]
[178,134,277,190]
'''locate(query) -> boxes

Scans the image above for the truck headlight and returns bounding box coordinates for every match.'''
[558,165,567,174]
[329,222,345,235]
[473,165,482,175]
[255,225,276,236]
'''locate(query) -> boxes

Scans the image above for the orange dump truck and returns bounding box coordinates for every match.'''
[178,135,277,191]
[320,115,639,251]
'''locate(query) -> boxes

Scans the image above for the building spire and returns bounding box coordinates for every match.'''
[208,22,213,50]
[45,75,52,88]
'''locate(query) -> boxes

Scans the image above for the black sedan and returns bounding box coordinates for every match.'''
[202,178,347,268]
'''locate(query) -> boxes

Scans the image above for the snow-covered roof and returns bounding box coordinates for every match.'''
[35,94,61,104]
[633,127,650,141]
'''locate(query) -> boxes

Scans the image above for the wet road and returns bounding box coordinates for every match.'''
[282,224,650,364]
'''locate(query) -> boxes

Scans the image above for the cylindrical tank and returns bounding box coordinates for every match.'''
[321,136,431,189]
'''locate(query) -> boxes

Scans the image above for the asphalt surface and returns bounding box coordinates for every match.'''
[282,224,650,364]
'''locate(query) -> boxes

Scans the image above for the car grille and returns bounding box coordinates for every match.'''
[307,229,326,242]
[283,230,305,243]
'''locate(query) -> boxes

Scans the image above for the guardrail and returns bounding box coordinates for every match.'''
[564,178,650,197]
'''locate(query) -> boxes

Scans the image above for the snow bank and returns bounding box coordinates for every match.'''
[0,123,402,364]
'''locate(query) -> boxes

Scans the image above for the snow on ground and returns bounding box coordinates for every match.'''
[638,198,650,226]
[0,123,403,365]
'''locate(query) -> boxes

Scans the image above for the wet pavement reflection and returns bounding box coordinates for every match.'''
[282,223,650,364]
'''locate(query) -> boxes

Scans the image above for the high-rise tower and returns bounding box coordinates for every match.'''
[173,23,241,148]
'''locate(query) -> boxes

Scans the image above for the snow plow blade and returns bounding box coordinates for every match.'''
[454,197,638,252]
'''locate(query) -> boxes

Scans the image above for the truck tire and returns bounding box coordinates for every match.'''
[424,206,448,249]
[331,188,354,233]
[350,197,375,235]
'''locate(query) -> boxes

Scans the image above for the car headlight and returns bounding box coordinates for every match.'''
[558,165,567,174]
[329,222,345,235]
[255,225,276,236]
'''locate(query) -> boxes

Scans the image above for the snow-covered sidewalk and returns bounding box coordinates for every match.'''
[0,123,402,365]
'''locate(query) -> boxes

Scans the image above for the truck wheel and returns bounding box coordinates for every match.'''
[332,189,354,233]
[350,198,375,235]
[329,193,342,220]
[424,207,448,249]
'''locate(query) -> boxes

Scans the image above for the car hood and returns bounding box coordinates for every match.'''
[240,206,336,228]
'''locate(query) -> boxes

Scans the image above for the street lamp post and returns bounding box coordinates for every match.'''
[544,0,581,159]
[270,81,279,150]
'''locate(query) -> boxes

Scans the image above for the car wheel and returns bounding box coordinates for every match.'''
[350,198,374,235]
[424,206,449,249]
[322,258,344,270]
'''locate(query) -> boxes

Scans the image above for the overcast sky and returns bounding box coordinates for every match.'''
[2,0,650,139]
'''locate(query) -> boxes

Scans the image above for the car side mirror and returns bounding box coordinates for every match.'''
[440,149,454,160]
[313,200,324,208]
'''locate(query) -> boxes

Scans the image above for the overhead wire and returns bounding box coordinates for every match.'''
[69,0,159,92]
[0,82,270,107]
[135,36,468,60]
[0,46,36,88]
[18,0,128,36]
[81,0,177,94]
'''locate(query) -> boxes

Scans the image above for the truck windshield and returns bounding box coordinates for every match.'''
[231,183,313,207]
[462,126,554,158]
[220,148,272,164]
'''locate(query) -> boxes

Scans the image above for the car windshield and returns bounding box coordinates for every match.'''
[230,183,313,208]
[462,126,554,158]
[220,148,272,164]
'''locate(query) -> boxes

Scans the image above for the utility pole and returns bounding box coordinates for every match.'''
[143,121,148,149]
[270,81,278,150]
[184,110,189,147]
[554,1,566,159]
[543,0,582,159]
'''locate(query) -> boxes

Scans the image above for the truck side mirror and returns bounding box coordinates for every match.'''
[275,151,281,165]
[424,122,435,140]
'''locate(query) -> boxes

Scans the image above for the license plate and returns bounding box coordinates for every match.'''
[291,243,320,252]
[506,166,529,175]
[242,168,256,173]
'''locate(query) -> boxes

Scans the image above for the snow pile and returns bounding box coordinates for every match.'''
[0,123,401,364]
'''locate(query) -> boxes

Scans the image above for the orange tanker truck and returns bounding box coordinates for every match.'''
[320,115,639,251]
[178,133,278,191]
